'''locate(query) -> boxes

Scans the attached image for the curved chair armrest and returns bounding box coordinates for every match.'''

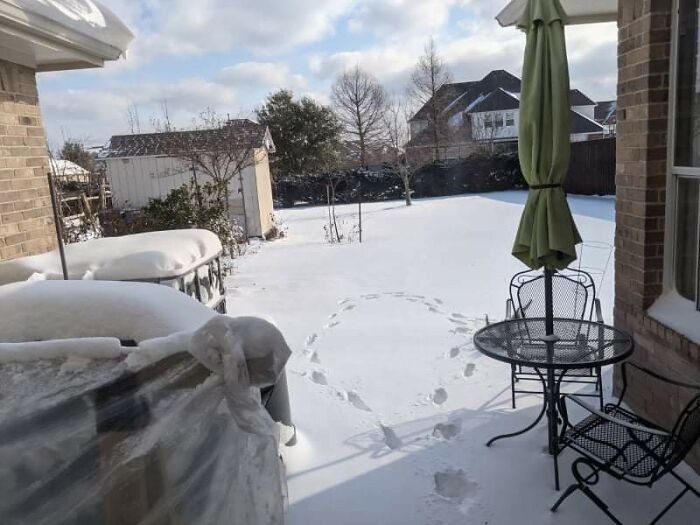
[561,394,671,438]
[594,299,604,324]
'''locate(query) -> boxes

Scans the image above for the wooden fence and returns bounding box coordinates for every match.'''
[564,137,616,195]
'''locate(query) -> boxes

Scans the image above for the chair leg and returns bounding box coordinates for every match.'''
[511,365,517,409]
[650,487,689,525]
[597,367,604,411]
[579,484,623,525]
[551,483,579,512]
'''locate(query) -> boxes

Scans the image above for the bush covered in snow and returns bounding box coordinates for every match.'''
[102,178,246,257]
[273,152,526,207]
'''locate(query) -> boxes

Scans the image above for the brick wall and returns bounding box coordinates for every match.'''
[615,0,699,470]
[0,59,56,261]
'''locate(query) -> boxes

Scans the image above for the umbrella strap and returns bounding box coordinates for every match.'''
[529,184,562,190]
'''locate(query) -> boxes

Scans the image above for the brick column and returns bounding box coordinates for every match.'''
[0,59,56,261]
[615,0,699,470]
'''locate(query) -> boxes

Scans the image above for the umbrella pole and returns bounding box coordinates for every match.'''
[544,267,554,335]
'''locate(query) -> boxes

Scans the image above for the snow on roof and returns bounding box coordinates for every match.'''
[0,229,223,285]
[0,279,217,343]
[49,158,89,176]
[100,119,274,159]
[0,0,134,71]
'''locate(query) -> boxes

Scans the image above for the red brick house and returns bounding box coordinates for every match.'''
[500,0,700,470]
[0,1,132,261]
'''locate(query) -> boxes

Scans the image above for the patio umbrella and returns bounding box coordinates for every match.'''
[512,0,581,335]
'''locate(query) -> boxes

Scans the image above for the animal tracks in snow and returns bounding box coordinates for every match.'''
[434,470,478,504]
[380,424,403,450]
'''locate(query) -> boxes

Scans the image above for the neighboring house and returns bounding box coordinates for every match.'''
[0,1,132,262]
[594,99,618,136]
[407,70,607,163]
[100,120,277,238]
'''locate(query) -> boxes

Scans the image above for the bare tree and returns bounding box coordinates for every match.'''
[126,103,142,134]
[150,99,175,133]
[331,65,387,168]
[383,95,417,206]
[174,110,258,239]
[408,38,452,162]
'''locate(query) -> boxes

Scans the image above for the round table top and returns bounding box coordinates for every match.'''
[473,318,634,370]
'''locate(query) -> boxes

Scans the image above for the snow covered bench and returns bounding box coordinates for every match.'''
[0,229,228,312]
[0,280,291,525]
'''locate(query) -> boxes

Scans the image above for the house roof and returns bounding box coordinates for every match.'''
[410,81,477,122]
[570,89,596,106]
[410,70,521,123]
[100,120,275,159]
[571,110,605,134]
[468,88,520,113]
[0,1,133,71]
[595,100,617,125]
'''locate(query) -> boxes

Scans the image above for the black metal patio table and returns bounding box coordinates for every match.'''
[473,318,634,490]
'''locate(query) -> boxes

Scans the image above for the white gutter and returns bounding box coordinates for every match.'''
[0,0,133,70]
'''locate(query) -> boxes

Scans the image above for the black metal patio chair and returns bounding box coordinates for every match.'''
[506,267,604,409]
[551,362,700,524]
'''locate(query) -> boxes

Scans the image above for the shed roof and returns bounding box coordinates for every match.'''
[101,120,275,159]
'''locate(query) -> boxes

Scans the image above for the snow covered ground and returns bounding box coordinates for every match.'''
[225,192,699,525]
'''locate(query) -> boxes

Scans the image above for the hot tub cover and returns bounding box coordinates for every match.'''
[0,229,224,285]
[0,290,292,524]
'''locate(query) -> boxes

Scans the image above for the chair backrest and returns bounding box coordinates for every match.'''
[509,267,597,321]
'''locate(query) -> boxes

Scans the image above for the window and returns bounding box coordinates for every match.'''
[669,0,700,306]
[494,113,504,128]
[483,114,493,128]
[505,112,515,127]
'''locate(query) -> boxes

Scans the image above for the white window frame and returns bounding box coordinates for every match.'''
[483,113,494,128]
[663,0,700,307]
[494,113,504,128]
[505,112,515,127]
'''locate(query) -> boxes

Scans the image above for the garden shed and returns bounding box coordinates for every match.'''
[100,119,277,238]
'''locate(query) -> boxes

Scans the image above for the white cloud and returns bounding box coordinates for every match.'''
[219,62,306,91]
[117,0,354,64]
[347,0,457,39]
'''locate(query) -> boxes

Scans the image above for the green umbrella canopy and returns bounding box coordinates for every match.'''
[512,0,582,270]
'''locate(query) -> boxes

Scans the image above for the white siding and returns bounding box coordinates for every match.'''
[105,152,275,237]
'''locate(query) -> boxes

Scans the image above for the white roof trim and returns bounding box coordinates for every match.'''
[496,0,617,27]
[0,0,133,71]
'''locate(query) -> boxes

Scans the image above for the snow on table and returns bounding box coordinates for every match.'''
[0,229,222,285]
[224,192,699,524]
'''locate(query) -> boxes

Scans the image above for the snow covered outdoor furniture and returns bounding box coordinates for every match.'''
[0,229,228,313]
[0,280,292,524]
[506,267,605,410]
[552,363,700,524]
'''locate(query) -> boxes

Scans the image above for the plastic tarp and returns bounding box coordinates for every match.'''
[0,313,292,525]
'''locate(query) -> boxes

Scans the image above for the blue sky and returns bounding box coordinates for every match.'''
[37,0,618,149]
